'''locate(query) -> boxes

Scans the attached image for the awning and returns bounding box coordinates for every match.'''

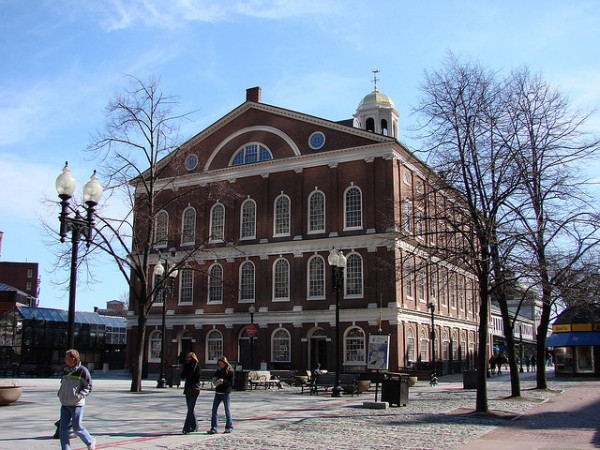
[546,331,600,347]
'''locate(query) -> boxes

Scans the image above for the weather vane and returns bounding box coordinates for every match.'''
[372,68,380,92]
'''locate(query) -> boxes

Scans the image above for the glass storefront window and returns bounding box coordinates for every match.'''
[576,346,594,373]
[554,347,574,374]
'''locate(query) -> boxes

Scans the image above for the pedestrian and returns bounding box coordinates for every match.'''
[207,356,234,434]
[181,352,201,434]
[531,355,537,372]
[525,356,531,372]
[497,354,506,375]
[57,349,96,450]
[489,355,496,375]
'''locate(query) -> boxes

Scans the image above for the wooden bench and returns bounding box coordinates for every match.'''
[269,370,297,385]
[248,370,282,389]
[306,373,359,395]
[199,368,216,388]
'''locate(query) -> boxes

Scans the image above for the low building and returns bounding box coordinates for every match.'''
[0,305,127,376]
[546,303,600,376]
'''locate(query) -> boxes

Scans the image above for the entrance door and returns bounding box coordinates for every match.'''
[309,329,329,371]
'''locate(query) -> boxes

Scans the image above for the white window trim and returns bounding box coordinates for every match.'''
[343,185,363,231]
[240,198,257,240]
[148,329,162,363]
[238,260,255,303]
[209,202,225,243]
[307,190,326,234]
[272,258,290,302]
[307,255,326,300]
[205,329,223,363]
[273,194,291,237]
[152,271,164,306]
[181,206,196,246]
[343,326,366,365]
[178,269,194,306]
[271,328,291,362]
[344,252,364,299]
[207,263,224,305]
[154,210,169,248]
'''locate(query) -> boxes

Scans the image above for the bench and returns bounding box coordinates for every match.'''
[199,369,216,388]
[305,373,359,395]
[248,370,282,389]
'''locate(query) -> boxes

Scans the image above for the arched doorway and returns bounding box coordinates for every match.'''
[178,330,193,365]
[238,327,259,370]
[309,328,328,371]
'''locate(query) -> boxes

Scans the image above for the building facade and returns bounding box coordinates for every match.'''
[127,86,482,375]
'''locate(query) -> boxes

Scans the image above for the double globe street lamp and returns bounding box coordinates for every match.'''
[55,162,103,350]
[153,258,178,388]
[327,249,346,398]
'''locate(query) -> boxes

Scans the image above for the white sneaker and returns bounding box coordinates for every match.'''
[89,438,96,450]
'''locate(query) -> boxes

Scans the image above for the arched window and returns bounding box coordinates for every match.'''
[345,253,363,297]
[273,258,290,300]
[155,210,168,247]
[179,269,193,305]
[366,117,375,132]
[271,328,291,362]
[416,210,423,237]
[381,119,388,136]
[344,186,362,229]
[209,203,225,242]
[405,257,413,299]
[274,194,291,236]
[442,331,450,360]
[403,200,411,232]
[452,332,459,360]
[307,255,325,299]
[208,264,223,304]
[420,330,429,361]
[148,330,162,362]
[153,269,164,304]
[459,276,465,311]
[345,327,365,364]
[308,190,325,233]
[430,270,437,300]
[440,270,447,306]
[181,207,196,245]
[407,329,415,362]
[239,261,255,302]
[450,273,456,309]
[231,143,273,166]
[417,268,425,301]
[206,329,223,363]
[241,199,256,239]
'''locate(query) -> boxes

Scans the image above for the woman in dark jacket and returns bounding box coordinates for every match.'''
[181,352,201,434]
[207,356,234,434]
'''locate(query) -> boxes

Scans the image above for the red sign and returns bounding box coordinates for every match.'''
[247,324,257,337]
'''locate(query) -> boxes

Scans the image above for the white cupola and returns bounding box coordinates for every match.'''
[353,70,399,138]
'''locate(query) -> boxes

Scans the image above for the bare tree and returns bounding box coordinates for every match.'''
[87,76,237,392]
[504,67,600,388]
[414,53,522,412]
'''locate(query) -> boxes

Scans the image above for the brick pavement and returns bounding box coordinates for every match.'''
[461,380,600,449]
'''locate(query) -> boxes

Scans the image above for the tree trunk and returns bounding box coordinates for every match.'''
[476,277,489,413]
[130,311,148,392]
[498,298,521,397]
[536,298,552,389]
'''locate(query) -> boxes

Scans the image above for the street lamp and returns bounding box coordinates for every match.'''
[427,302,438,386]
[249,305,256,370]
[154,258,178,388]
[327,249,346,398]
[56,162,103,349]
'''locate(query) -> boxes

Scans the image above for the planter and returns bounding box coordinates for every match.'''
[408,376,418,387]
[357,380,371,394]
[0,386,22,406]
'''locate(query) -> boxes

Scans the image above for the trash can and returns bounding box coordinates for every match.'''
[381,372,409,406]
[234,370,249,391]
[463,370,477,389]
[166,365,182,388]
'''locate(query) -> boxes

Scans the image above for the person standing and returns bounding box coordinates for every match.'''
[207,356,234,434]
[57,349,96,450]
[181,352,201,434]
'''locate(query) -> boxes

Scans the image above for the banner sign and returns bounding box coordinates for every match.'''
[367,335,390,370]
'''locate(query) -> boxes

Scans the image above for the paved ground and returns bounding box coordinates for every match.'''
[0,368,597,449]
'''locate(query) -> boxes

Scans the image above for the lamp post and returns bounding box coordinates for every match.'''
[427,302,437,386]
[153,258,178,388]
[327,249,346,398]
[56,162,103,350]
[249,305,256,370]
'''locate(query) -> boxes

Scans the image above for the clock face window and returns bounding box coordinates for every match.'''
[309,132,326,150]
[185,154,198,171]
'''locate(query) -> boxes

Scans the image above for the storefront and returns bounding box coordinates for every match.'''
[546,304,600,377]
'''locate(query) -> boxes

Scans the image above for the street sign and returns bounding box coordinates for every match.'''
[247,324,257,337]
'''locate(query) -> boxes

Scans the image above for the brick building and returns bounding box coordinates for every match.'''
[127,85,480,375]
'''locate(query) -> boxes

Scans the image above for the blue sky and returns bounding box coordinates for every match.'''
[1,0,599,312]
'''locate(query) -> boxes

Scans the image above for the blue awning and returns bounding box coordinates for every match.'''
[546,332,600,347]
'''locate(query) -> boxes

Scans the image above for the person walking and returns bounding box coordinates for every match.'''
[207,356,234,434]
[57,349,96,450]
[181,352,201,434]
[525,355,531,372]
[489,355,496,375]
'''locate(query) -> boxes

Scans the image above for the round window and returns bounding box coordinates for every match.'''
[309,132,326,150]
[185,154,198,171]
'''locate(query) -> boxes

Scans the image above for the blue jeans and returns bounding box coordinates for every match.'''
[60,405,93,450]
[183,392,199,432]
[210,393,233,432]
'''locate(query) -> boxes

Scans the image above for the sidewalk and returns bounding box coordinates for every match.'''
[461,379,600,449]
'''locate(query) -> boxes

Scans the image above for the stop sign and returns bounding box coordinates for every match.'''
[247,324,257,337]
